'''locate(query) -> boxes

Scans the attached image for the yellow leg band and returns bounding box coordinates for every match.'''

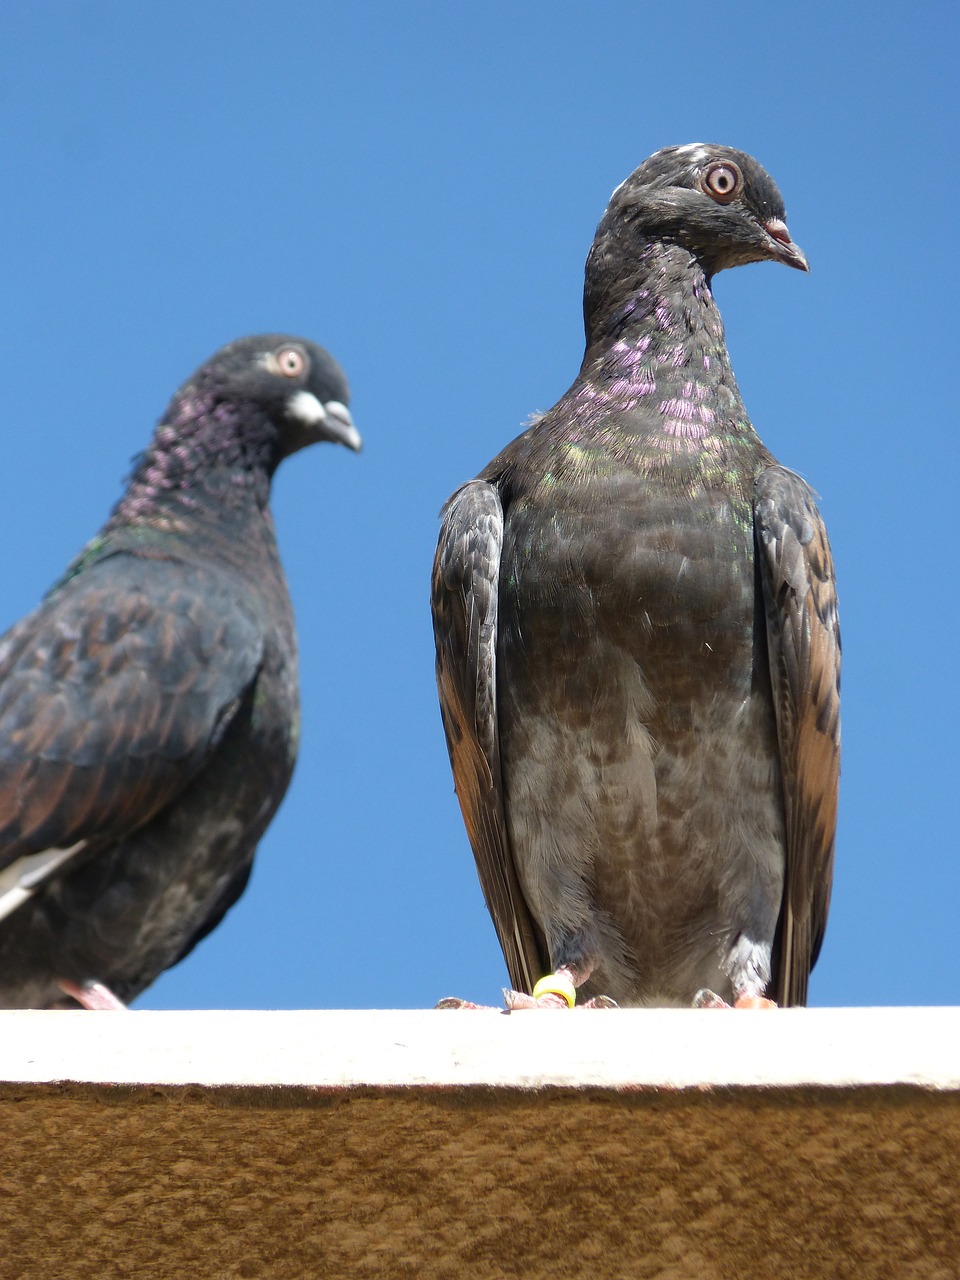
[532,973,577,1008]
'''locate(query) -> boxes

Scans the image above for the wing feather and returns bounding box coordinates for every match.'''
[0,553,263,907]
[755,466,841,1005]
[431,480,547,991]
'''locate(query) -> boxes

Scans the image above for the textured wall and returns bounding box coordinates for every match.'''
[1,1084,957,1279]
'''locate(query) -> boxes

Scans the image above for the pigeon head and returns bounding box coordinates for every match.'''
[183,334,361,460]
[599,143,808,279]
[109,335,359,533]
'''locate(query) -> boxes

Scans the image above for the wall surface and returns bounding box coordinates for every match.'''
[1,1009,957,1279]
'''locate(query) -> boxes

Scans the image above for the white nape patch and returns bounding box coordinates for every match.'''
[674,143,712,165]
[0,841,86,923]
[287,389,327,426]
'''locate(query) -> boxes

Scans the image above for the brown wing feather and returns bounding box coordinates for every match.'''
[431,480,548,992]
[0,554,262,872]
[755,466,841,1005]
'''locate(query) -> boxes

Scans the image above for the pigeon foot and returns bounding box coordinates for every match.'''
[58,979,128,1011]
[504,988,617,1010]
[504,965,617,1009]
[435,997,500,1010]
[693,988,777,1010]
[435,990,618,1010]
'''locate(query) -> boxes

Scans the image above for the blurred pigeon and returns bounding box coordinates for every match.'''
[0,335,360,1008]
[433,145,839,1010]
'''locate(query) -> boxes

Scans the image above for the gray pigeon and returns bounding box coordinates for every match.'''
[432,145,840,1010]
[0,335,360,1008]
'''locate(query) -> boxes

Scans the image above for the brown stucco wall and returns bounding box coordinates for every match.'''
[1,1083,957,1279]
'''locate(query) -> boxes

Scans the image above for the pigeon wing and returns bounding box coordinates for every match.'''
[754,466,841,1005]
[431,480,548,993]
[0,551,264,911]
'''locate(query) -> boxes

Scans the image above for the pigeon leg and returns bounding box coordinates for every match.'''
[503,962,617,1010]
[694,933,779,1008]
[504,965,578,1009]
[436,962,617,1011]
[58,979,128,1011]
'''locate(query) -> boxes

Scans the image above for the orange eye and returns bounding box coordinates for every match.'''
[703,161,741,203]
[276,347,307,378]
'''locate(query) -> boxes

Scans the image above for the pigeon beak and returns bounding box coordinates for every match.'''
[763,218,809,272]
[287,390,363,451]
[317,399,363,452]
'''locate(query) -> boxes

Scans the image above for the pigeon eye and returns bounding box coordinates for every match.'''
[702,162,742,203]
[276,347,307,378]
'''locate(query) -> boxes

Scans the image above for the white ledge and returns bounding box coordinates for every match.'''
[0,1006,957,1091]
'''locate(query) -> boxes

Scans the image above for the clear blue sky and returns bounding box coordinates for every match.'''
[1,4,956,1008]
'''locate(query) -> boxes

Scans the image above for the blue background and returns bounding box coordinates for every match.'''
[1,4,956,1008]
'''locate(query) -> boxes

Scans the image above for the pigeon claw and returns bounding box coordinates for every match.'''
[436,997,489,1009]
[583,994,619,1009]
[58,979,128,1011]
[694,988,730,1009]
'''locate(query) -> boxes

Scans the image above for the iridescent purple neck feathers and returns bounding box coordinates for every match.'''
[571,240,749,456]
[107,387,278,535]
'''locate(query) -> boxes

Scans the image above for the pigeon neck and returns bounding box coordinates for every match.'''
[106,391,278,535]
[562,238,763,474]
[581,239,734,387]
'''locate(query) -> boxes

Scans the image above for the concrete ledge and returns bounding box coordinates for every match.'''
[1,1009,958,1278]
[1,1006,958,1089]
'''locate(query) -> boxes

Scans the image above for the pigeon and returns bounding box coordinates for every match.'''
[432,145,839,1011]
[0,334,361,1008]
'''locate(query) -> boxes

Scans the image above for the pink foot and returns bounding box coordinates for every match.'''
[58,979,128,1011]
[694,988,777,1010]
[435,997,500,1010]
[503,988,617,1010]
[435,992,616,1010]
[437,964,617,1011]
